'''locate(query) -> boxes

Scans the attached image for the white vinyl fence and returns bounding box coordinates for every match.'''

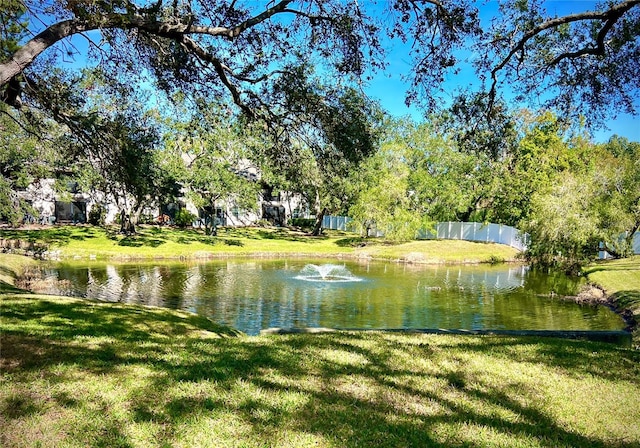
[424,221,530,251]
[322,216,640,255]
[321,215,353,232]
[322,216,530,251]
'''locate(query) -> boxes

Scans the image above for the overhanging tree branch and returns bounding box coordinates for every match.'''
[547,13,623,65]
[487,0,640,112]
[0,0,295,90]
[177,34,254,118]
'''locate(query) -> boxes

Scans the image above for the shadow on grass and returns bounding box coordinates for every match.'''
[256,229,324,243]
[149,228,220,247]
[335,236,399,248]
[610,290,640,347]
[611,290,640,310]
[222,239,244,247]
[0,265,16,280]
[116,228,217,248]
[2,297,639,447]
[335,237,369,248]
[118,236,165,248]
[0,280,25,294]
[0,227,75,247]
[2,225,329,254]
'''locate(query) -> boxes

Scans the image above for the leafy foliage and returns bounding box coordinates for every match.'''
[595,137,640,257]
[173,208,197,228]
[521,171,602,273]
[162,103,262,236]
[520,134,640,271]
[349,146,419,241]
[0,106,64,225]
[87,203,107,226]
[3,1,636,138]
[69,73,175,232]
[258,85,384,235]
[480,0,640,128]
[0,1,27,60]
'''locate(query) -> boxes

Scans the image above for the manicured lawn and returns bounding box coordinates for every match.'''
[0,225,520,263]
[585,256,640,347]
[357,238,518,264]
[2,295,639,448]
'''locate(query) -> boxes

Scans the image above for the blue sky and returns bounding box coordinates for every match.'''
[39,1,638,142]
[365,59,640,143]
[363,1,640,143]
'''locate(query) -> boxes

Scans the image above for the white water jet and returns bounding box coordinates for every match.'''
[295,264,361,282]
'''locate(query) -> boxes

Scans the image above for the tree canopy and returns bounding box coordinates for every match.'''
[1,0,638,269]
[1,0,638,128]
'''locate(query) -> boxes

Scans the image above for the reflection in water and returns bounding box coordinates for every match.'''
[31,259,626,335]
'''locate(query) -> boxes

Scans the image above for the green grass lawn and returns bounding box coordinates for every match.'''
[2,295,639,448]
[0,253,38,293]
[0,224,520,263]
[585,256,640,346]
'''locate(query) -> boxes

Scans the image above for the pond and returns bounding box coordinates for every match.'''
[27,259,625,335]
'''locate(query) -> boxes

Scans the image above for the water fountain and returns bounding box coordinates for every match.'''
[295,264,361,282]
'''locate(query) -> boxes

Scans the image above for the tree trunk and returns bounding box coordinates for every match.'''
[312,207,327,236]
[205,214,218,236]
[202,203,218,236]
[119,205,141,235]
[622,220,640,256]
[128,206,144,234]
[457,194,485,222]
[119,209,130,234]
[364,220,373,238]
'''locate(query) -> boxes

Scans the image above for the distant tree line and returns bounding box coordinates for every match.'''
[1,0,639,271]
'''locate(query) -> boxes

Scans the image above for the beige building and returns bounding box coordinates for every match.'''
[17,178,309,227]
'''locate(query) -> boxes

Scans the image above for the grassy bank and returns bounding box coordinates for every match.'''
[0,225,519,263]
[585,256,640,347]
[2,295,639,448]
[0,253,38,293]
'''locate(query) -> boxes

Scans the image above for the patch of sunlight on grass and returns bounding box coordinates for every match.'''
[589,270,640,295]
[542,372,640,441]
[357,239,520,263]
[437,421,547,448]
[126,421,168,448]
[316,348,370,367]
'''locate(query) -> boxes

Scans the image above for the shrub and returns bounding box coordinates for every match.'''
[138,213,155,225]
[174,209,196,228]
[254,219,272,227]
[88,204,106,226]
[289,218,315,228]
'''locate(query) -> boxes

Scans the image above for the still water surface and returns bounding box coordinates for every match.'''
[31,259,625,335]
